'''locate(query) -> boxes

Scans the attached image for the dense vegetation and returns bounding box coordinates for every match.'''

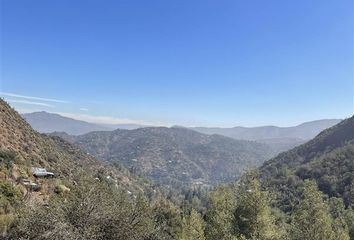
[4,171,352,240]
[260,116,354,213]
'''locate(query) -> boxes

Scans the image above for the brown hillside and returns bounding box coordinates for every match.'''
[0,98,148,203]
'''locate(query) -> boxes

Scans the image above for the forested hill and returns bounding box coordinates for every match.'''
[58,127,274,187]
[260,116,354,211]
[196,116,354,240]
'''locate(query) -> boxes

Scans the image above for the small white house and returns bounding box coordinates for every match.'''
[32,167,55,177]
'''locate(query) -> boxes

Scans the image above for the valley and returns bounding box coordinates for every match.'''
[51,127,273,187]
[1,1,352,238]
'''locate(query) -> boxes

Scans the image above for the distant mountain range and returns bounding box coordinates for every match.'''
[21,111,110,135]
[189,119,341,153]
[21,111,148,135]
[190,119,341,140]
[52,127,274,187]
[22,112,340,149]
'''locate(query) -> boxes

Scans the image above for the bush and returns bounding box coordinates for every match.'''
[0,182,22,208]
[0,214,15,237]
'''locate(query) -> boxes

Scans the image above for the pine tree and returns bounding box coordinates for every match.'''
[344,208,354,240]
[181,209,206,240]
[332,218,350,240]
[233,174,285,240]
[128,193,155,239]
[291,180,336,240]
[205,186,236,240]
[152,197,182,239]
[329,198,350,240]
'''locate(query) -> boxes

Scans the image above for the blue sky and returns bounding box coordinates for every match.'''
[1,0,353,127]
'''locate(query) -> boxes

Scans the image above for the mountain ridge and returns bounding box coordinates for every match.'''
[23,111,340,153]
[259,115,354,211]
[191,118,341,140]
[190,119,341,153]
[21,111,111,135]
[53,126,274,187]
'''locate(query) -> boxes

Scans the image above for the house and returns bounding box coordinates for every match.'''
[32,167,55,177]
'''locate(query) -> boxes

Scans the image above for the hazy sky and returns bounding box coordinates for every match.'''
[1,0,353,127]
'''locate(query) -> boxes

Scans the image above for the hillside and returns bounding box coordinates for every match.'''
[58,127,274,187]
[256,137,306,154]
[0,99,150,205]
[21,111,110,135]
[259,116,354,212]
[0,99,191,239]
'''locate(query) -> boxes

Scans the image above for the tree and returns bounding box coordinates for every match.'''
[332,218,350,240]
[128,193,155,239]
[290,180,344,240]
[344,208,354,240]
[181,209,206,240]
[205,186,236,240]
[233,174,285,240]
[329,198,350,240]
[152,198,182,240]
